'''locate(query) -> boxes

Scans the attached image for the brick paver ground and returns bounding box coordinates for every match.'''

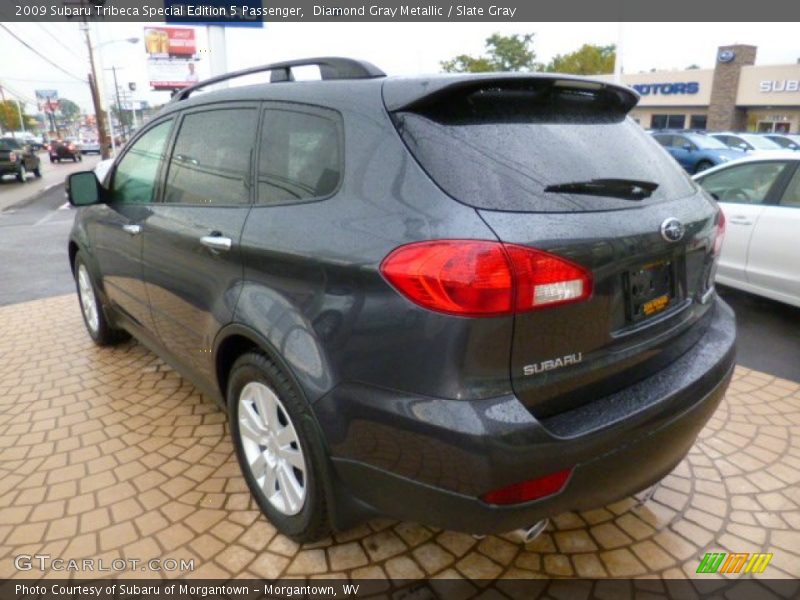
[1,295,799,582]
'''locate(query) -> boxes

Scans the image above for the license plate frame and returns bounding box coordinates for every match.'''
[624,260,676,324]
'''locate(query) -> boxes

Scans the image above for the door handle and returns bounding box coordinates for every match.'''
[728,216,753,225]
[200,235,232,252]
[122,224,141,235]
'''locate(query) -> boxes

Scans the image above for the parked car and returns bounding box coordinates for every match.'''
[710,132,783,153]
[81,139,102,155]
[66,58,736,542]
[0,136,42,182]
[50,139,83,162]
[694,153,800,308]
[763,133,800,151]
[651,131,742,173]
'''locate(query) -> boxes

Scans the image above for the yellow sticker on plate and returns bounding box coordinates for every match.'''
[643,294,670,316]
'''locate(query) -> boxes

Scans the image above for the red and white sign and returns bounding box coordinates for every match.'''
[145,27,199,91]
[144,26,196,57]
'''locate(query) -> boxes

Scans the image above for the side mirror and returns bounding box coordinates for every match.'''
[683,143,693,151]
[67,171,102,206]
[737,143,749,151]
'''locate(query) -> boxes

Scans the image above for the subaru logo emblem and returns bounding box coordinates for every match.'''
[661,218,685,243]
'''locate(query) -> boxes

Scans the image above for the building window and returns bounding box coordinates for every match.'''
[651,114,686,130]
[689,115,707,130]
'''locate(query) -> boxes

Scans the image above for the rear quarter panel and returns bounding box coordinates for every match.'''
[233,88,514,404]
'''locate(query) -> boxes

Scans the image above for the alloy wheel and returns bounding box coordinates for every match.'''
[77,264,99,333]
[238,381,307,515]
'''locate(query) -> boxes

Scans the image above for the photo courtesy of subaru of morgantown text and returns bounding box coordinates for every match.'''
[66,57,735,542]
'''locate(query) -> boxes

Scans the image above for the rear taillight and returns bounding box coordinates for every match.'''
[481,468,573,505]
[380,240,591,317]
[68,144,76,151]
[713,210,726,256]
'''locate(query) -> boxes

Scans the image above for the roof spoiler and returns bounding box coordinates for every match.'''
[383,74,640,114]
[171,57,385,102]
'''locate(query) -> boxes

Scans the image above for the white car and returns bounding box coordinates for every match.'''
[710,132,784,154]
[693,152,800,308]
[81,139,101,154]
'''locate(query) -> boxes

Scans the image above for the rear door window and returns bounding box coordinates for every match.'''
[256,107,342,205]
[392,86,695,212]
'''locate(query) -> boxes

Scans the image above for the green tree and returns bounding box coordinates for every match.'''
[58,98,81,122]
[0,100,32,132]
[545,44,616,75]
[441,33,538,73]
[686,64,701,70]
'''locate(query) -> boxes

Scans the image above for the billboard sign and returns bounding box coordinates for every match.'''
[144,26,196,57]
[145,27,199,90]
[35,89,60,113]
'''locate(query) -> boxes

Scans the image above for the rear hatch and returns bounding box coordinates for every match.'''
[385,75,721,419]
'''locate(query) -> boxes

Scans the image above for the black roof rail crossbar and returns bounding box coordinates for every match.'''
[171,57,386,101]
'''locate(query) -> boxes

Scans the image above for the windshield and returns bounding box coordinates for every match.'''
[741,135,782,150]
[691,135,729,150]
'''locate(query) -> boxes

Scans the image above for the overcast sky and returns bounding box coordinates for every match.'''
[2,21,800,115]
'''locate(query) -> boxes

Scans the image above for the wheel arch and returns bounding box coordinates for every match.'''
[214,322,372,532]
[213,323,311,411]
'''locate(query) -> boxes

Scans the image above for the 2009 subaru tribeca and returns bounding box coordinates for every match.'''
[67,58,736,542]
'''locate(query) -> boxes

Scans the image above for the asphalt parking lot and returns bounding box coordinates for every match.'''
[0,180,799,584]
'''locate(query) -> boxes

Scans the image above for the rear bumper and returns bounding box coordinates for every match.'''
[314,297,736,534]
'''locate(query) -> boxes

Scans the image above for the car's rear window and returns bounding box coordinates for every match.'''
[392,87,695,212]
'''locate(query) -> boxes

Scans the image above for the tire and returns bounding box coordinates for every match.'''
[73,252,129,346]
[695,160,714,174]
[77,154,83,162]
[228,352,331,542]
[16,164,26,183]
[33,164,41,178]
[73,155,78,162]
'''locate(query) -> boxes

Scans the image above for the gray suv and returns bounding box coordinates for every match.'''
[67,58,736,542]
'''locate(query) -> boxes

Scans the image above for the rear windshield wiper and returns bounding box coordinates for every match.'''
[544,178,659,200]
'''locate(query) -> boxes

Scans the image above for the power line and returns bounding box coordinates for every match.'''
[1,76,87,85]
[35,23,87,64]
[0,81,38,105]
[0,23,86,83]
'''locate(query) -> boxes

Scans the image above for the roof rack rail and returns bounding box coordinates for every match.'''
[171,57,385,102]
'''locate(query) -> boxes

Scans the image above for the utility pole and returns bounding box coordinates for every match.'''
[110,66,126,141]
[15,99,25,134]
[81,21,111,159]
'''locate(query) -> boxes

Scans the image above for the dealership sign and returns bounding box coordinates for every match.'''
[632,82,700,95]
[759,80,800,93]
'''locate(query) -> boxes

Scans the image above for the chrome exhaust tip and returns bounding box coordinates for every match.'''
[508,518,549,544]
